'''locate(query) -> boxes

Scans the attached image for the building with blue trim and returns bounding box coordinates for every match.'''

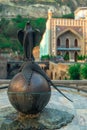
[40,7,87,61]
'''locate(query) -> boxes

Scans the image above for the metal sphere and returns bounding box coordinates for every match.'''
[8,72,51,114]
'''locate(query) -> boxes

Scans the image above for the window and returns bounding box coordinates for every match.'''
[74,39,78,47]
[66,38,69,48]
[57,38,60,47]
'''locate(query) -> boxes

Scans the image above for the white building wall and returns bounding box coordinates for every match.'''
[75,9,87,20]
[40,19,51,58]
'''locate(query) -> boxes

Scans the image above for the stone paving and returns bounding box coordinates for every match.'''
[0,87,87,130]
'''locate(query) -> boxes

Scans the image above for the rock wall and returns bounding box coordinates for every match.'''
[0,2,71,18]
[1,0,87,19]
[0,59,7,79]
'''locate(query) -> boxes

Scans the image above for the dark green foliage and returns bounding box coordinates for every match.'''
[0,34,23,53]
[0,18,9,30]
[30,18,47,34]
[12,16,46,34]
[10,39,23,53]
[77,55,85,60]
[41,55,50,60]
[4,22,18,38]
[12,15,23,23]
[0,15,46,53]
[0,34,11,48]
[68,63,81,80]
[62,13,74,19]
[63,53,69,61]
[12,15,28,29]
[68,62,87,80]
[53,13,74,19]
[81,64,87,79]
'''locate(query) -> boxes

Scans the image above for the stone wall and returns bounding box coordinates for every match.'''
[0,59,7,79]
[46,62,69,80]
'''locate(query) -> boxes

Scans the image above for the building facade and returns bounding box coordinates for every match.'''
[40,7,87,61]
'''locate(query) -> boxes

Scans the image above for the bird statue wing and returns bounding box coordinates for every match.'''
[17,29,24,46]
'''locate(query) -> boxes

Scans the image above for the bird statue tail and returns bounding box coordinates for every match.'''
[50,81,73,102]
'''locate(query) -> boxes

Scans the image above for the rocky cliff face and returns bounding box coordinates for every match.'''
[0,0,87,18]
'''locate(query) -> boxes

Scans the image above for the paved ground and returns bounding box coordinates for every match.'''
[0,87,87,130]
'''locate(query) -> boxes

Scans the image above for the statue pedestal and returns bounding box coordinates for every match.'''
[0,107,74,130]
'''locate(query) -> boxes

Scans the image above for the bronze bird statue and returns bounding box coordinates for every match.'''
[18,21,72,102]
[8,21,72,115]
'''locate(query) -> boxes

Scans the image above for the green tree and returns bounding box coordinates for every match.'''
[0,18,9,31]
[68,63,81,80]
[0,34,11,49]
[12,15,28,29]
[30,18,47,34]
[10,39,23,53]
[0,16,47,53]
[4,22,18,38]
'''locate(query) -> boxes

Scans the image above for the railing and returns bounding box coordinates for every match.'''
[57,47,81,51]
[0,79,87,92]
[52,80,87,92]
[55,18,84,26]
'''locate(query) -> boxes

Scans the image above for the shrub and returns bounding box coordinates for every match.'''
[68,63,81,80]
[81,64,87,79]
[4,22,18,38]
[62,13,74,19]
[63,53,69,61]
[77,55,85,60]
[41,55,50,60]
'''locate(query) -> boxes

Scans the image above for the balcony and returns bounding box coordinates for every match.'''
[57,47,81,51]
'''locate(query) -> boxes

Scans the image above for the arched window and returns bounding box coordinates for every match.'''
[66,38,69,48]
[57,38,60,47]
[74,39,78,47]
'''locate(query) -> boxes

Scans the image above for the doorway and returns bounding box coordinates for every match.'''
[74,51,78,62]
